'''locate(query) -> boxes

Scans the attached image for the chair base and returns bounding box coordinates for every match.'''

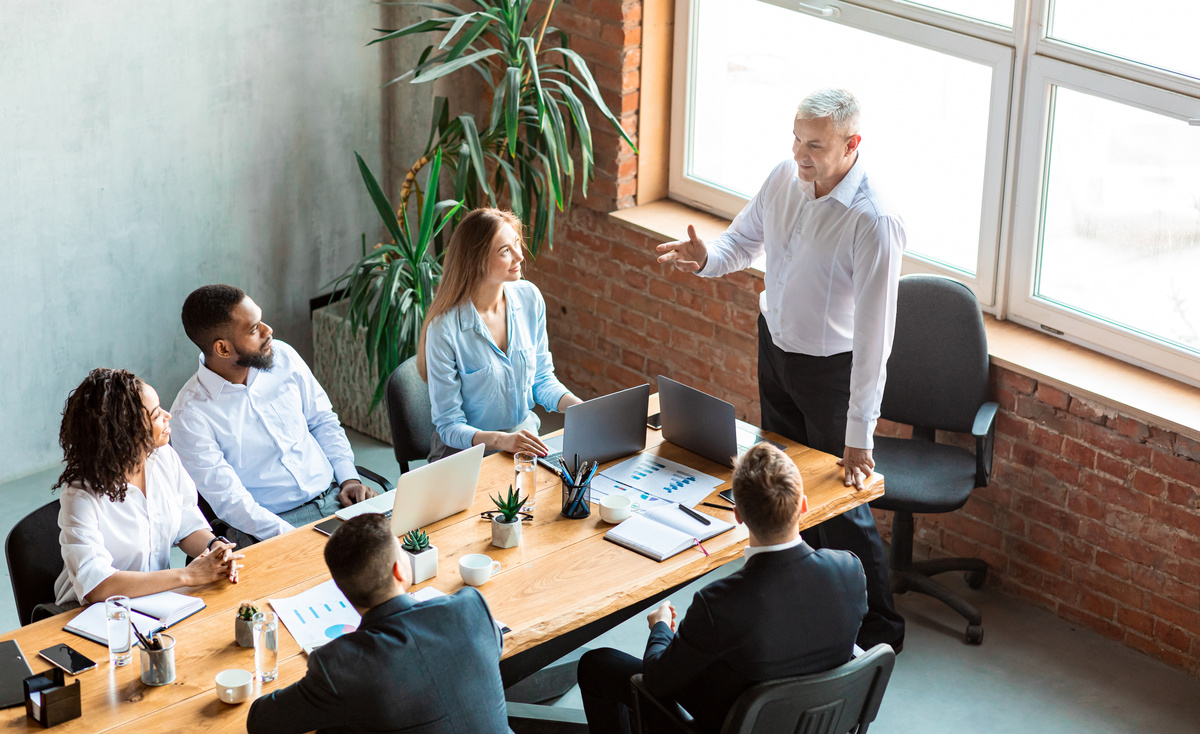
[888,512,987,645]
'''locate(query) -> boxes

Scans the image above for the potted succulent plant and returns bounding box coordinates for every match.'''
[401,528,439,585]
[490,485,527,549]
[235,602,258,647]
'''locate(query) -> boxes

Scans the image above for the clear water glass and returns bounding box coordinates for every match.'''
[513,451,537,501]
[105,596,132,666]
[253,611,278,682]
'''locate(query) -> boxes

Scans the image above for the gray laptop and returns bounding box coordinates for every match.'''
[334,443,485,536]
[538,384,650,476]
[657,375,782,467]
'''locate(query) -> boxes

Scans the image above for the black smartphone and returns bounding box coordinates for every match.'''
[647,412,662,430]
[718,488,735,505]
[38,644,96,676]
[314,516,344,537]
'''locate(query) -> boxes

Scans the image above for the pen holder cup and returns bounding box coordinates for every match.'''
[560,476,592,519]
[138,634,176,686]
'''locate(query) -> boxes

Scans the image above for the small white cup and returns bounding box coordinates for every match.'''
[216,668,255,704]
[599,495,633,524]
[459,553,501,587]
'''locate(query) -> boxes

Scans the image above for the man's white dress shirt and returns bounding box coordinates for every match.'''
[55,445,210,605]
[699,156,906,449]
[170,340,358,540]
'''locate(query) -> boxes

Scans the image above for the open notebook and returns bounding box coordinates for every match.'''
[64,591,205,646]
[605,505,735,562]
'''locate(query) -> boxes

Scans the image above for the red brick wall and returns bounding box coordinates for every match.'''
[529,0,1200,676]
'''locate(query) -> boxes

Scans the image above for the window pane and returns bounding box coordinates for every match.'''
[1050,1,1200,80]
[907,0,1013,27]
[1037,87,1200,354]
[687,0,996,274]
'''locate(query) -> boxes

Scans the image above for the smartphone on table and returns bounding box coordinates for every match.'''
[647,412,662,430]
[38,644,96,675]
[718,488,735,505]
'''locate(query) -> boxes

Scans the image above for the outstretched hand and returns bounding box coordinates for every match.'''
[656,225,708,273]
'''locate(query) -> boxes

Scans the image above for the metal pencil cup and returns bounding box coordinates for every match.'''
[561,475,591,519]
[138,634,176,686]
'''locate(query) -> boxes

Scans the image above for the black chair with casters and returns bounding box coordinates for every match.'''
[385,356,435,473]
[870,274,998,645]
[6,500,68,626]
[629,644,897,734]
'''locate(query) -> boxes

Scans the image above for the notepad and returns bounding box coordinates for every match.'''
[63,591,205,646]
[604,505,735,561]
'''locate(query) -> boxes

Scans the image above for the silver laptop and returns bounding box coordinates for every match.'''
[538,384,651,476]
[657,375,782,467]
[334,443,484,536]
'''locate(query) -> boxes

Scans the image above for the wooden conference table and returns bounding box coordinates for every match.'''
[0,401,883,732]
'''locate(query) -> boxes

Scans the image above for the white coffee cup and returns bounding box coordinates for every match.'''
[216,668,254,704]
[459,553,501,587]
[599,495,633,524]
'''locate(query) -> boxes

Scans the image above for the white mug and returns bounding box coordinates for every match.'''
[599,495,633,524]
[216,668,255,704]
[459,554,502,587]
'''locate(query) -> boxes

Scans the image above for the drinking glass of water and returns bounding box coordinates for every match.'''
[253,611,278,682]
[105,596,132,666]
[513,452,537,502]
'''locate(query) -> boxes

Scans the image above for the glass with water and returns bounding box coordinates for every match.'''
[253,611,278,682]
[105,595,132,666]
[513,451,537,502]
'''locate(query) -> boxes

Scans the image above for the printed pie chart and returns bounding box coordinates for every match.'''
[325,624,357,639]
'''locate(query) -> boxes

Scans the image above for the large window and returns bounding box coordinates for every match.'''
[670,0,1200,385]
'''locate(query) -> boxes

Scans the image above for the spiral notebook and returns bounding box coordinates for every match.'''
[604,505,734,561]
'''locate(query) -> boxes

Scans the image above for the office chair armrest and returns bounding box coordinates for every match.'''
[31,603,67,624]
[971,402,999,488]
[355,466,395,494]
[630,674,697,734]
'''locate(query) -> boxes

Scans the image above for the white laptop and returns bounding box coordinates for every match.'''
[334,443,485,536]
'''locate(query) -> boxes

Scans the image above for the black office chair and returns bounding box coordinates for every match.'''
[870,274,998,645]
[385,356,435,473]
[6,500,68,626]
[630,644,896,734]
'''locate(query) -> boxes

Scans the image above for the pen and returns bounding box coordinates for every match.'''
[701,502,735,512]
[677,503,711,526]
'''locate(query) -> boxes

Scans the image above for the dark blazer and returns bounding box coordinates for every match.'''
[643,542,868,734]
[247,588,509,734]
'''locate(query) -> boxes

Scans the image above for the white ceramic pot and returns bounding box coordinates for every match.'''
[403,545,439,584]
[491,517,522,548]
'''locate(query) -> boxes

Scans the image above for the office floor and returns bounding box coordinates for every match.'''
[4,427,1199,732]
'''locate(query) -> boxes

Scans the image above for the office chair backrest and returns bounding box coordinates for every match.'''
[385,356,434,472]
[721,644,896,734]
[6,500,64,627]
[880,274,989,434]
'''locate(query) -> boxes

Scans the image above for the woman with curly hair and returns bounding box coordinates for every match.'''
[52,368,244,607]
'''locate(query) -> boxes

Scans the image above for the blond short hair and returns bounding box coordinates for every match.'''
[731,443,804,537]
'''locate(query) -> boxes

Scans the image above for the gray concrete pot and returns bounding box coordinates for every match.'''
[234,616,255,648]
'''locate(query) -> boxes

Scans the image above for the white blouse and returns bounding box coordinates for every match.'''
[54,445,211,606]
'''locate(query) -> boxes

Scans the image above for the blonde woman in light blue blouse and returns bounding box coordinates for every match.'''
[418,208,582,462]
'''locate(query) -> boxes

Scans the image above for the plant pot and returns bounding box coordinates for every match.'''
[311,302,392,443]
[403,545,439,585]
[491,517,521,549]
[234,617,255,648]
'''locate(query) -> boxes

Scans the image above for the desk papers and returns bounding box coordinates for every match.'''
[270,580,361,654]
[596,454,724,511]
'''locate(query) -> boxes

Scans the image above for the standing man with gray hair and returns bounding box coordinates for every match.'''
[655,88,905,651]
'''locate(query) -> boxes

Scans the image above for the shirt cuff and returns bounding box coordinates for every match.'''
[331,460,359,486]
[845,419,876,451]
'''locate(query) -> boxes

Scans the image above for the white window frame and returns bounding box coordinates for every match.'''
[668,0,1015,307]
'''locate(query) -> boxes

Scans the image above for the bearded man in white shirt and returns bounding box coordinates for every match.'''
[656,89,905,652]
[170,284,376,547]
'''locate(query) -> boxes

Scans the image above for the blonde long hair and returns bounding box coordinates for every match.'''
[417,208,525,381]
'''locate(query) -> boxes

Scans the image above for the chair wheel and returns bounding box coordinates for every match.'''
[965,624,984,645]
[965,569,987,589]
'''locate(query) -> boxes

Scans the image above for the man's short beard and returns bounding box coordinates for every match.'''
[235,346,274,371]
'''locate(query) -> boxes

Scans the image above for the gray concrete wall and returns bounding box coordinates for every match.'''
[0,0,421,483]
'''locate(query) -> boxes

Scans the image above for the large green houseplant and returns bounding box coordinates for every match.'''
[328,0,636,408]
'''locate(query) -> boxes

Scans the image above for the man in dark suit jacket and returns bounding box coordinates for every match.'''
[247,513,510,734]
[577,443,869,734]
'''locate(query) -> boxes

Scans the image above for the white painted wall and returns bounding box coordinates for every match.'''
[0,0,394,483]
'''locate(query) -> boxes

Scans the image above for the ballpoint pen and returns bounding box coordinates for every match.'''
[677,503,711,526]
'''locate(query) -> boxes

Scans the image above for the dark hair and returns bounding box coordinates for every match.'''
[324,514,401,609]
[53,368,154,503]
[181,284,246,355]
[731,443,804,538]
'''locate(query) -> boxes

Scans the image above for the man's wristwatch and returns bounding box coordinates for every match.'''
[207,535,231,551]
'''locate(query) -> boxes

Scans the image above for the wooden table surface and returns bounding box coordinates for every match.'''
[0,407,883,732]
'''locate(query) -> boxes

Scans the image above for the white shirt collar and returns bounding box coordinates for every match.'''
[744,534,802,559]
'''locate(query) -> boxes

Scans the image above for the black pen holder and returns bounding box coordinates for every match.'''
[560,475,592,519]
[24,668,81,728]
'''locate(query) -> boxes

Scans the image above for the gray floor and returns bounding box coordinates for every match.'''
[4,425,1200,732]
